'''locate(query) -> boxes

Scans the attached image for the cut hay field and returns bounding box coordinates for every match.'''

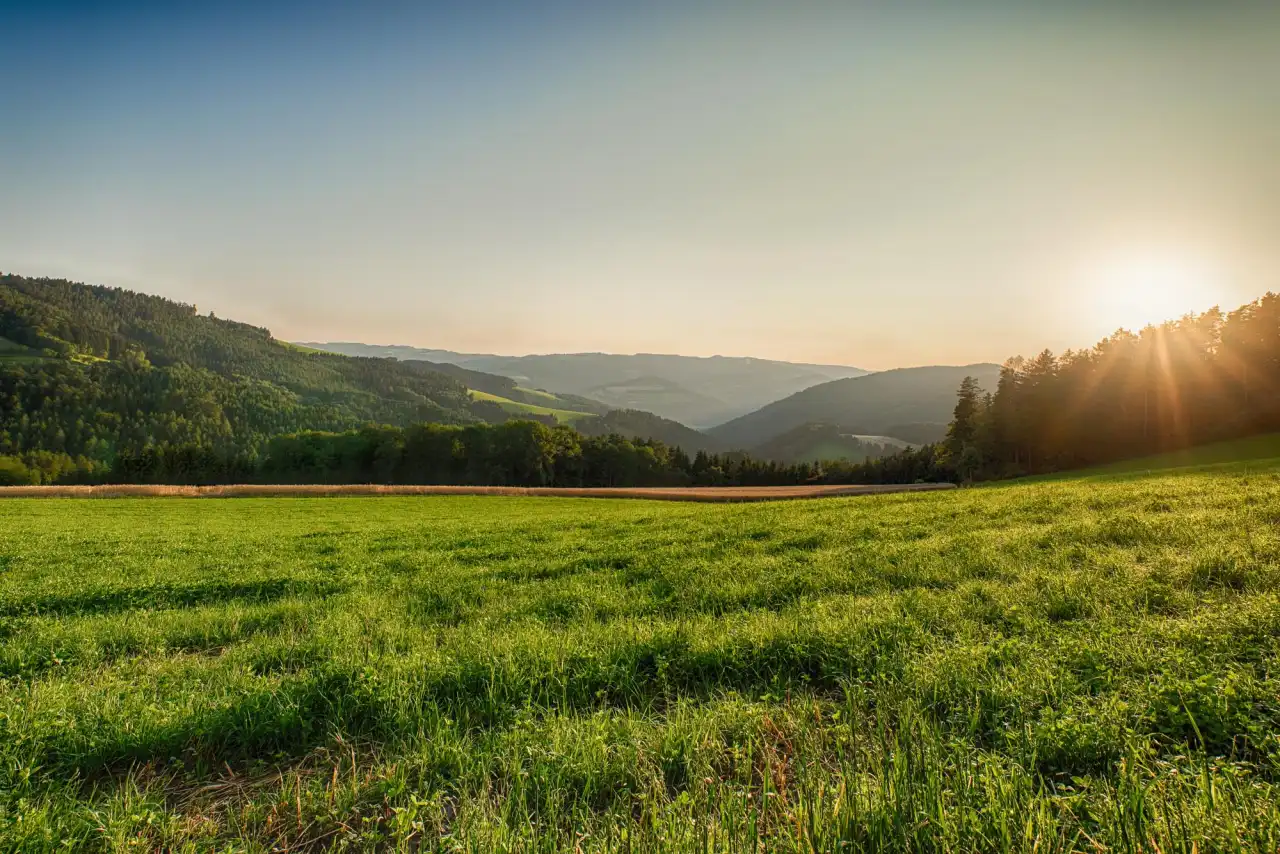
[1,462,1279,851]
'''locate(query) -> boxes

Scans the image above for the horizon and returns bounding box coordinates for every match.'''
[4,3,1280,370]
[295,337,1008,371]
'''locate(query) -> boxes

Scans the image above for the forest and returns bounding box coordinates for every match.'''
[1,420,945,488]
[0,274,936,487]
[9,272,1280,489]
[939,292,1280,480]
[0,274,482,457]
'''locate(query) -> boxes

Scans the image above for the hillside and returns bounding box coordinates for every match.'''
[1,275,746,471]
[708,363,1002,449]
[467,390,598,424]
[1046,432,1280,479]
[750,422,913,464]
[0,275,503,461]
[408,359,610,419]
[303,343,868,427]
[574,408,725,454]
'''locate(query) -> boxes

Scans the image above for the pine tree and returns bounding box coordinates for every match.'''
[944,375,984,460]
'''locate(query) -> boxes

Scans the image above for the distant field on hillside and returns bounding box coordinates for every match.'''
[467,389,597,423]
[0,335,45,362]
[1,460,1278,850]
[513,385,563,403]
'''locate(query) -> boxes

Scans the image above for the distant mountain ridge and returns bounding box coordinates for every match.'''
[301,343,868,427]
[707,364,1003,450]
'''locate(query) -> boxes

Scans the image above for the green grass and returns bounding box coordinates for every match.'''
[469,389,597,424]
[1,463,1280,851]
[1073,433,1280,477]
[514,386,562,403]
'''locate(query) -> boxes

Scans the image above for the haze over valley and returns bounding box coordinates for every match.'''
[303,342,868,428]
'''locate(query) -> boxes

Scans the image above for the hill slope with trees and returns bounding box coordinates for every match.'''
[707,364,1002,449]
[304,343,868,427]
[0,274,753,483]
[575,408,726,454]
[940,294,1280,479]
[749,422,912,464]
[0,274,501,465]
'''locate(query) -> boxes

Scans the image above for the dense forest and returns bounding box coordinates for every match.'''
[1,421,939,488]
[930,292,1280,480]
[0,274,861,487]
[10,272,1280,489]
[0,275,550,465]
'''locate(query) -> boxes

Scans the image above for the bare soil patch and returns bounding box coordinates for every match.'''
[0,483,954,502]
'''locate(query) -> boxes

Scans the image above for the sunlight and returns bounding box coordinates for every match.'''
[1086,253,1221,332]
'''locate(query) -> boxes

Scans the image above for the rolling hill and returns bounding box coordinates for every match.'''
[405,359,610,419]
[707,364,1002,449]
[0,275,741,465]
[467,389,598,424]
[302,343,868,427]
[0,275,530,460]
[575,408,725,454]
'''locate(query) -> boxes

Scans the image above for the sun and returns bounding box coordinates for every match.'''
[1086,253,1220,332]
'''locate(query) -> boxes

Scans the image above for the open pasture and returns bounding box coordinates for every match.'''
[0,462,1279,851]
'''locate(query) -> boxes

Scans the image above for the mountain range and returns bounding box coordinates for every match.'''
[302,343,1003,459]
[301,343,868,428]
[1,274,996,472]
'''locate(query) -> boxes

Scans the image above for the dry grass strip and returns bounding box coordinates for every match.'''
[0,483,955,502]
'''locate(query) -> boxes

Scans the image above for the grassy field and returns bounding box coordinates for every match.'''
[1071,433,1280,478]
[513,386,564,404]
[1,462,1278,851]
[468,389,597,424]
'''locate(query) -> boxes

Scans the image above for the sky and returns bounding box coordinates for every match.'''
[3,2,1279,370]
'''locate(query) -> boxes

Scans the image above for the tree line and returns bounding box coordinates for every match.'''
[0,275,485,449]
[939,291,1280,479]
[12,275,1277,489]
[0,420,946,487]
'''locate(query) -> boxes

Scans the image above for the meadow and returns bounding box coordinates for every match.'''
[467,390,597,424]
[0,458,1278,851]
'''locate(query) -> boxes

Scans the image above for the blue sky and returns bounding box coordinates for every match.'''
[3,2,1279,369]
